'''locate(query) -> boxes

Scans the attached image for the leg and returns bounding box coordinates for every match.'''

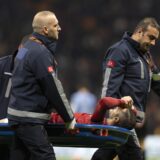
[0,145,10,160]
[14,124,56,160]
[10,128,29,160]
[91,148,117,160]
[91,129,143,160]
[117,129,143,160]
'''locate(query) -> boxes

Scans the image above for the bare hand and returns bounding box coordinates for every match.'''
[121,96,133,108]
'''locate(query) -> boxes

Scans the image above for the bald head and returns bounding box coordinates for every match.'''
[32,11,54,32]
[32,11,61,40]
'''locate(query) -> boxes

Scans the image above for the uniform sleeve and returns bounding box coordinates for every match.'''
[101,48,128,98]
[28,50,74,122]
[91,97,124,122]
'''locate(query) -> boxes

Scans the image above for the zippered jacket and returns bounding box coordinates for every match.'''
[8,33,74,124]
[101,32,160,112]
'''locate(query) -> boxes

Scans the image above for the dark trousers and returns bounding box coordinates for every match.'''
[10,124,56,160]
[91,129,143,160]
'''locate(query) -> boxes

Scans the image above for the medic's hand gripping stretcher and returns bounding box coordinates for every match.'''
[0,123,131,148]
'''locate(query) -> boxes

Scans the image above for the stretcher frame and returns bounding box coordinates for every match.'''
[0,123,131,148]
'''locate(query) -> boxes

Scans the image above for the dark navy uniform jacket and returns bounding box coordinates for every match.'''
[102,32,160,112]
[8,33,74,124]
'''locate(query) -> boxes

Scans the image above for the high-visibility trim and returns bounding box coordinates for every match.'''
[5,78,12,98]
[101,68,111,98]
[138,58,144,79]
[4,72,12,76]
[52,74,73,117]
[148,70,152,92]
[8,107,51,120]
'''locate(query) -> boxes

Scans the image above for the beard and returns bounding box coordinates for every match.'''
[140,43,150,53]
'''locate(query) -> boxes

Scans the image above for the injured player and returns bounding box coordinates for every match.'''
[50,96,137,130]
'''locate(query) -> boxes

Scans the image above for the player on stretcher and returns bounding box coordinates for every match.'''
[50,96,139,132]
[0,97,139,148]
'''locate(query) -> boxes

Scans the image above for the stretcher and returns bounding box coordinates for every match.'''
[0,123,131,148]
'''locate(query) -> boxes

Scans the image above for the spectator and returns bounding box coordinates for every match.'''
[70,86,97,114]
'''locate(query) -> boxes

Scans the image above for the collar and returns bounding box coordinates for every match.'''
[123,32,153,68]
[32,32,57,55]
[123,32,142,53]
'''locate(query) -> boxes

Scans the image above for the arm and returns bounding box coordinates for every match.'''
[91,97,124,122]
[91,96,133,123]
[30,50,74,123]
[101,47,127,98]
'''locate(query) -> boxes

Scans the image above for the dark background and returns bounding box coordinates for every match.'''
[1,0,160,141]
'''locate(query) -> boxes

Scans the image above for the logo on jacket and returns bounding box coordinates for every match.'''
[106,60,116,68]
[48,66,54,73]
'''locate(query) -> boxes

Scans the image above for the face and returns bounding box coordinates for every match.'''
[45,14,61,40]
[109,107,127,119]
[138,25,159,52]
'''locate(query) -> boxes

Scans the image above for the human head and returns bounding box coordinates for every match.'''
[32,11,61,40]
[109,107,136,129]
[132,17,160,52]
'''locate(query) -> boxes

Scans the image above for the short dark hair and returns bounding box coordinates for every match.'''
[116,108,136,130]
[134,17,160,33]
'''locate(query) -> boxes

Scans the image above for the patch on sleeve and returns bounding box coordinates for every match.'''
[48,66,54,73]
[17,48,28,59]
[106,60,116,68]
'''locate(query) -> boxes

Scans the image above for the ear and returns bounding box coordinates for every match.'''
[138,29,142,34]
[114,117,119,123]
[43,26,48,35]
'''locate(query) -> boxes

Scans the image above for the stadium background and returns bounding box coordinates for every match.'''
[1,0,160,159]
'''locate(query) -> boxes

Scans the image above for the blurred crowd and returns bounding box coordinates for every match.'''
[1,0,160,138]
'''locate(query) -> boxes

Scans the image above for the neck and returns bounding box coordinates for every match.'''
[131,33,140,43]
[32,32,57,55]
